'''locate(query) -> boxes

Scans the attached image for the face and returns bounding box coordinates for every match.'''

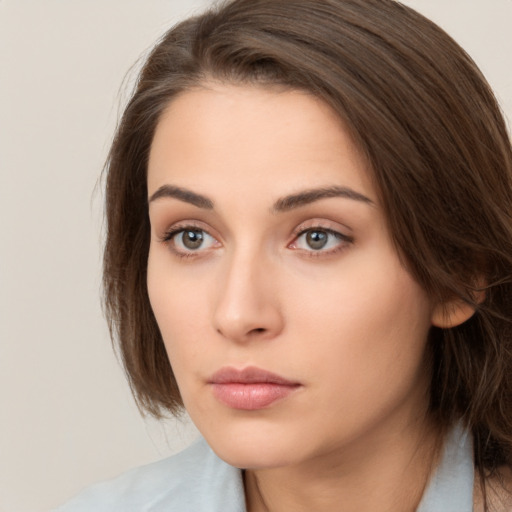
[147,84,436,470]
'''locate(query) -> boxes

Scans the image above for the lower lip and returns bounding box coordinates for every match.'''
[210,383,299,410]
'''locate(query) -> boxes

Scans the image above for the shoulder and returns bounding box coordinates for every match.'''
[53,438,245,512]
[474,466,512,512]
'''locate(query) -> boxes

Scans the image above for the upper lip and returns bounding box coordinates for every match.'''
[208,366,300,386]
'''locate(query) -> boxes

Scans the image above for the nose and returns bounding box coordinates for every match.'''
[212,249,284,343]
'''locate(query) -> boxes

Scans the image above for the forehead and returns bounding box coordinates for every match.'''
[147,83,375,204]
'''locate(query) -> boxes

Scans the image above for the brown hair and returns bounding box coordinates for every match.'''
[103,0,512,489]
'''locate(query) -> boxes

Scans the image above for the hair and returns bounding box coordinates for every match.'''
[103,0,512,495]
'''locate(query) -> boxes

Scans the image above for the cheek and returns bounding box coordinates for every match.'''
[293,252,431,342]
[147,249,212,376]
[289,255,433,409]
[147,251,188,352]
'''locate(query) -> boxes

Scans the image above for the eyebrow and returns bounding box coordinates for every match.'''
[272,186,374,212]
[149,185,214,209]
[148,184,373,211]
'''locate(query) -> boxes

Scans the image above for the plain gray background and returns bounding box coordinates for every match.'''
[1,1,511,511]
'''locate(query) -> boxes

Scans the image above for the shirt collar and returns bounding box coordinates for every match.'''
[416,422,474,512]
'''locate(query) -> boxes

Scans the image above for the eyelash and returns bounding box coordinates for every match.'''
[160,223,215,259]
[160,223,353,259]
[290,225,353,258]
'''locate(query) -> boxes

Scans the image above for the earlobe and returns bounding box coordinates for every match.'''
[432,277,486,329]
[431,300,477,329]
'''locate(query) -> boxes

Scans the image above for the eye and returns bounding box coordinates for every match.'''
[290,227,352,253]
[163,226,219,255]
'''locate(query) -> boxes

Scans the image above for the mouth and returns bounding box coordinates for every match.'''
[208,366,302,410]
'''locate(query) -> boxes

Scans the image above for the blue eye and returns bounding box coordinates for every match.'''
[294,228,350,252]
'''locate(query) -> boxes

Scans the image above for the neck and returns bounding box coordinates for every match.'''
[244,415,443,512]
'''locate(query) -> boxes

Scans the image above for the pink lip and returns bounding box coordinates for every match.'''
[208,366,301,410]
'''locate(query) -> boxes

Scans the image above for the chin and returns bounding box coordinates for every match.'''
[199,420,306,470]
[212,440,300,470]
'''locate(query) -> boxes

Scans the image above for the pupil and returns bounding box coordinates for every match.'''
[306,230,328,250]
[183,230,204,249]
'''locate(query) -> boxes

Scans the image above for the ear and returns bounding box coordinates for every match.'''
[431,287,485,329]
[431,300,477,329]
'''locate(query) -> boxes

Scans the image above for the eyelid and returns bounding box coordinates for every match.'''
[159,221,195,241]
[288,219,354,255]
[156,218,353,259]
[291,219,353,239]
[157,218,220,247]
[158,221,221,258]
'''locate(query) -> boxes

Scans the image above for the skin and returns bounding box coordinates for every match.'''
[146,83,451,511]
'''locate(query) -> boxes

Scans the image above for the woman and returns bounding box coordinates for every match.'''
[57,0,512,510]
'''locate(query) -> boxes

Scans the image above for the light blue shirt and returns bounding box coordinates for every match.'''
[55,424,473,512]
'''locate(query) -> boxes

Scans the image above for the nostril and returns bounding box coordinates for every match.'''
[250,328,266,334]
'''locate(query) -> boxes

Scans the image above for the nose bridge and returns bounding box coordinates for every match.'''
[213,240,282,342]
